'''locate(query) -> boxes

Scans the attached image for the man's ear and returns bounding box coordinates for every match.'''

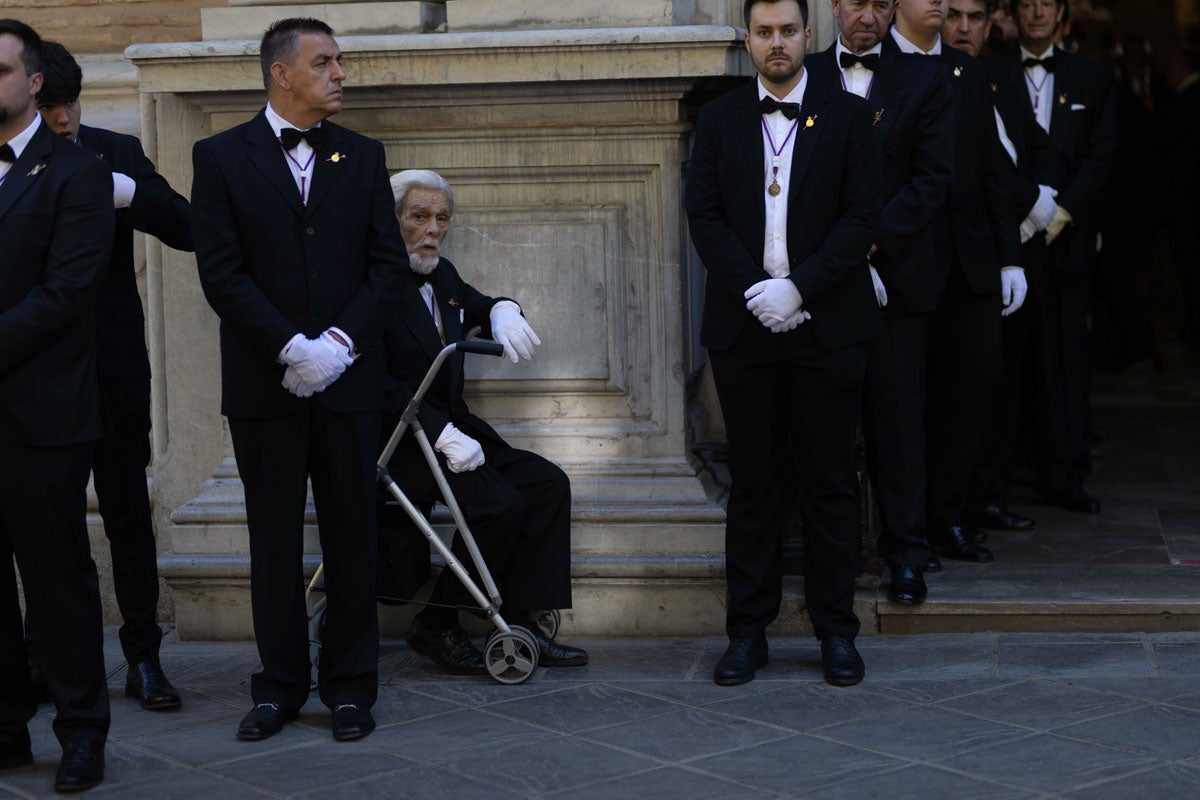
[269,61,290,91]
[28,71,43,97]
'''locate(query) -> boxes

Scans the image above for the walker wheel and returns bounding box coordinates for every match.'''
[484,626,539,684]
[532,609,561,640]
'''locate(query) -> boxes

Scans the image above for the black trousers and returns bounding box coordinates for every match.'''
[709,321,866,641]
[382,438,573,617]
[864,312,931,567]
[229,405,380,713]
[925,268,1001,529]
[0,440,109,749]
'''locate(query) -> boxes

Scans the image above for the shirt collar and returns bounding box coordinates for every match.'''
[3,112,43,162]
[1020,43,1056,62]
[264,102,323,138]
[757,69,809,109]
[890,26,941,56]
[835,38,883,68]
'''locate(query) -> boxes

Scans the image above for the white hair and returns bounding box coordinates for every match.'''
[389,169,455,215]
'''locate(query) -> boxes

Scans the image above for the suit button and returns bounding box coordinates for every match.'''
[309,269,318,278]
[306,226,315,235]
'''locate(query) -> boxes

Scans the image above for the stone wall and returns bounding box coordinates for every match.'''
[0,0,218,53]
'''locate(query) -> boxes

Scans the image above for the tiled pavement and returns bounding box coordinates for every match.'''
[6,629,1200,798]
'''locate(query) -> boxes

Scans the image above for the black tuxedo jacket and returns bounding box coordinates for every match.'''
[78,124,192,381]
[885,39,1022,294]
[987,60,1059,219]
[380,258,509,451]
[0,120,115,446]
[992,47,1117,272]
[808,44,954,314]
[191,110,408,418]
[685,77,881,352]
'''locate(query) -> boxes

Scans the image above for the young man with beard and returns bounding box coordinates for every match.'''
[686,0,880,686]
[888,0,1026,567]
[807,0,954,606]
[378,169,587,673]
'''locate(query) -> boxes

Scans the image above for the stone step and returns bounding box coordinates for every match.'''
[878,563,1200,634]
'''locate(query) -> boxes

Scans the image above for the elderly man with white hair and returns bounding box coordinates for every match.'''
[378,169,587,671]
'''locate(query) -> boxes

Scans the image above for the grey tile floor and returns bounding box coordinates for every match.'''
[6,630,1200,798]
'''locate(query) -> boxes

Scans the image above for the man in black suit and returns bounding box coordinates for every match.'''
[0,19,113,793]
[378,169,588,672]
[28,40,192,712]
[686,0,880,687]
[889,0,1025,564]
[807,0,954,607]
[945,0,1052,534]
[191,17,406,742]
[992,0,1115,513]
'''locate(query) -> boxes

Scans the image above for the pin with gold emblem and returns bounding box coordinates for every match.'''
[1058,93,1067,105]
[26,163,45,177]
[873,108,885,126]
[805,114,817,129]
[990,82,998,92]
[328,152,347,163]
[953,66,963,77]
[447,297,459,307]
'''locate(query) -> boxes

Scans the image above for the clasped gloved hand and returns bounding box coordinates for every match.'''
[744,278,803,329]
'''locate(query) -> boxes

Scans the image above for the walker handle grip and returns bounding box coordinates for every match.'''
[457,340,506,358]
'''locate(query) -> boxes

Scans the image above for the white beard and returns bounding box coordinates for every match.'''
[409,252,439,273]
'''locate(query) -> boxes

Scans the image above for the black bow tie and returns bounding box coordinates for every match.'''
[0,143,14,164]
[759,97,801,120]
[411,266,440,287]
[1023,55,1057,72]
[840,51,880,71]
[279,126,325,151]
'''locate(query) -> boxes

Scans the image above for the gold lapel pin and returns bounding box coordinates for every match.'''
[447,298,459,307]
[1058,93,1067,105]
[328,152,346,163]
[953,66,963,77]
[990,82,998,92]
[805,114,817,128]
[26,163,45,177]
[873,108,885,126]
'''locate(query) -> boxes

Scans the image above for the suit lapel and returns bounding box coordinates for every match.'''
[400,281,444,361]
[0,122,54,222]
[305,122,345,218]
[733,82,767,226]
[1048,53,1074,149]
[787,77,830,205]
[242,112,306,220]
[432,261,466,400]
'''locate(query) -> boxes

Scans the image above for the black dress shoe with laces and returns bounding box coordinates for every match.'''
[525,625,588,666]
[406,619,485,671]
[714,637,768,686]
[54,737,104,793]
[931,526,994,562]
[887,564,927,605]
[821,635,864,687]
[237,703,297,741]
[126,660,182,710]
[331,704,375,741]
[966,503,1035,531]
[1050,485,1101,514]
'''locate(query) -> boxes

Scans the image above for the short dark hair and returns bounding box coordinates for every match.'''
[0,18,43,76]
[1009,0,1064,14]
[37,40,82,105]
[260,17,334,90]
[743,0,809,29]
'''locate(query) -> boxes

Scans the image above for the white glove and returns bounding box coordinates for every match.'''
[279,331,353,392]
[1000,266,1027,317]
[1019,218,1037,244]
[489,301,541,363]
[434,422,485,473]
[1044,205,1073,245]
[869,265,888,308]
[768,309,812,333]
[744,278,802,327]
[1020,185,1059,243]
[282,365,316,398]
[112,171,136,209]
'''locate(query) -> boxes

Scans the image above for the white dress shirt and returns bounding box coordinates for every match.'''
[0,113,42,185]
[759,71,808,278]
[835,39,882,99]
[1020,44,1055,133]
[890,27,941,57]
[264,102,321,205]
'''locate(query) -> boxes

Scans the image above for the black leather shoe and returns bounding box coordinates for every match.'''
[1050,485,1101,514]
[821,635,864,687]
[714,637,768,686]
[126,661,182,710]
[887,564,927,605]
[525,625,588,667]
[965,526,989,543]
[931,526,994,562]
[406,619,485,671]
[237,703,297,741]
[54,737,103,793]
[966,503,1034,531]
[331,704,375,741]
[923,554,943,573]
[0,729,32,770]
